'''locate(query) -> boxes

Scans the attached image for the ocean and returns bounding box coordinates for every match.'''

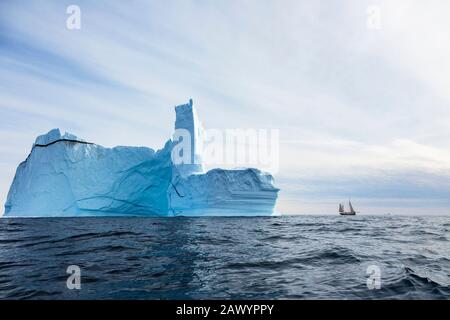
[0,215,448,299]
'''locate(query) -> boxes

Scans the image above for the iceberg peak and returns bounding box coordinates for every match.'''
[174,99,204,177]
[34,128,86,146]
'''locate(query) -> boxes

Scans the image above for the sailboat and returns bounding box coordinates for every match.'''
[339,200,356,215]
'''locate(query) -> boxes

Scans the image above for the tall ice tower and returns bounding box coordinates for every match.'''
[174,99,204,177]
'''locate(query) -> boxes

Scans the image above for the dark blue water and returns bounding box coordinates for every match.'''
[0,215,448,299]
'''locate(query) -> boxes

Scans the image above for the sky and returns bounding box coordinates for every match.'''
[1,0,450,215]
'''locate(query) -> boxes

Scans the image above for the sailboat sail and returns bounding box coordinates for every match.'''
[339,204,344,213]
[349,201,355,214]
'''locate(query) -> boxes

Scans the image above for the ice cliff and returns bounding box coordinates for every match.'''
[4,100,279,217]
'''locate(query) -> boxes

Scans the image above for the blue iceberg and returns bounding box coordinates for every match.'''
[4,100,279,217]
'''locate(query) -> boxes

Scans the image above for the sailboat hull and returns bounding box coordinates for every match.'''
[339,212,356,215]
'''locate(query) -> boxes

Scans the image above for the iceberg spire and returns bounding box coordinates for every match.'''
[173,99,204,177]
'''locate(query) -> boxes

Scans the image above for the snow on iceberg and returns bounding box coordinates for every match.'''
[4,100,279,217]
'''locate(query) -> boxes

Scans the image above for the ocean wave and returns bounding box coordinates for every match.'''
[380,266,450,299]
[221,246,361,272]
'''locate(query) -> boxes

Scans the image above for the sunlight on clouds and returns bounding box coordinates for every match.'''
[280,137,450,178]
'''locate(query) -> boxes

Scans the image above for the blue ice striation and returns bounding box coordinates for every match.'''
[4,100,279,217]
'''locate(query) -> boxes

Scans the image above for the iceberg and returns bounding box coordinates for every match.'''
[4,100,279,217]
